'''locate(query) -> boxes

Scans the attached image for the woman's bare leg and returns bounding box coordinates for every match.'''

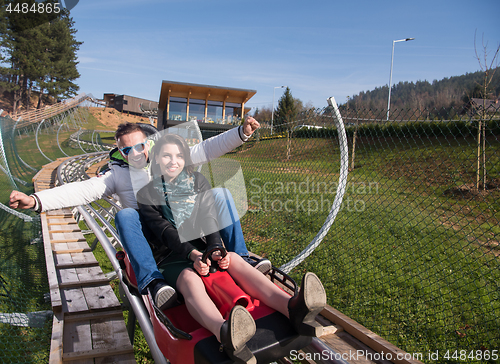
[226,253,291,317]
[176,268,225,341]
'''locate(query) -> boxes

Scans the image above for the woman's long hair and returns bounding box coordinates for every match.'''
[151,133,194,178]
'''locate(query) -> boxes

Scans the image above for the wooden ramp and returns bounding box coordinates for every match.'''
[33,158,136,364]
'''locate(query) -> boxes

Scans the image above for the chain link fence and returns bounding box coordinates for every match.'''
[227,104,499,362]
[0,101,499,363]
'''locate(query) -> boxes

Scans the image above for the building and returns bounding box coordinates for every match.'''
[103,94,159,116]
[157,80,256,132]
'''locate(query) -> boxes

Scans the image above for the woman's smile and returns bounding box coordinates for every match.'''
[156,143,185,182]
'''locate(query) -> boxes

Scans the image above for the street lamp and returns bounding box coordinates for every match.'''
[387,37,414,120]
[271,85,286,135]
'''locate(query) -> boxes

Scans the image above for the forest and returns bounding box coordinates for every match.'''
[346,67,500,111]
[253,67,500,124]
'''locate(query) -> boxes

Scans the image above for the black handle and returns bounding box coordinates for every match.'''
[201,245,227,276]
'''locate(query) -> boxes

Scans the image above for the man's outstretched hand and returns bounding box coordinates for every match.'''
[9,190,35,210]
[242,116,260,137]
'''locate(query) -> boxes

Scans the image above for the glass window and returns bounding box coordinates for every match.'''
[207,100,223,123]
[189,99,205,122]
[169,97,187,121]
[224,102,242,125]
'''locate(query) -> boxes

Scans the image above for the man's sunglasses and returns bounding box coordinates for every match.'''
[119,142,147,156]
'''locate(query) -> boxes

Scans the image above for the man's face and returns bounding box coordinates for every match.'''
[117,130,149,168]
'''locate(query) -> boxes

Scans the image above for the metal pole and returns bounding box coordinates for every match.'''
[386,38,414,121]
[386,40,396,121]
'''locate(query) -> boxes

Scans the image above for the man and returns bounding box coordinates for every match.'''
[10,118,271,310]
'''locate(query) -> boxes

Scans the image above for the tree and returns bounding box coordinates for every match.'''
[274,87,297,133]
[252,106,272,124]
[43,12,81,105]
[473,31,500,191]
[0,0,81,113]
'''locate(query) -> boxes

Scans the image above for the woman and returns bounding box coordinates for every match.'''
[137,133,326,364]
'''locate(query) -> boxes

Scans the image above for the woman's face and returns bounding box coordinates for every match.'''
[156,142,185,182]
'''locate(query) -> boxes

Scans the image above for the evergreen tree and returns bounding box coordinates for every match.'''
[44,12,81,105]
[274,87,297,133]
[0,1,81,113]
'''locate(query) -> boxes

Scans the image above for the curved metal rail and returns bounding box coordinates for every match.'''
[280,97,349,273]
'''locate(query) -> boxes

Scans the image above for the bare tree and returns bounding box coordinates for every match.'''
[474,31,500,190]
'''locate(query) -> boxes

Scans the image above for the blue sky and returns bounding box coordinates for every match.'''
[70,0,500,112]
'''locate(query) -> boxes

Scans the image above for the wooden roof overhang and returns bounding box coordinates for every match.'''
[159,80,256,108]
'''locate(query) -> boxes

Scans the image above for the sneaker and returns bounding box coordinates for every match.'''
[242,256,272,274]
[148,280,177,311]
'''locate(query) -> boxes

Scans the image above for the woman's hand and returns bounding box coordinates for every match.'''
[216,252,230,270]
[191,250,210,276]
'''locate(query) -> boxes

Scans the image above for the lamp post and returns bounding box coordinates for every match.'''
[387,37,414,120]
[271,85,286,135]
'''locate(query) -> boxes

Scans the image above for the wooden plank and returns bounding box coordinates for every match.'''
[75,265,107,281]
[50,231,87,243]
[40,213,62,310]
[320,331,393,364]
[320,306,424,364]
[71,252,99,265]
[56,261,100,269]
[91,317,135,363]
[35,158,137,364]
[47,210,74,217]
[82,285,121,310]
[58,267,79,285]
[48,224,81,233]
[49,311,64,364]
[59,278,110,289]
[53,248,92,255]
[54,253,74,266]
[62,347,134,361]
[52,242,91,254]
[47,218,78,225]
[66,242,91,252]
[92,316,133,348]
[61,288,89,314]
[62,320,93,364]
[96,353,136,364]
[54,252,99,269]
[64,310,124,323]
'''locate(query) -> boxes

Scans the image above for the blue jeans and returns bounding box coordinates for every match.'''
[212,188,249,256]
[115,188,248,294]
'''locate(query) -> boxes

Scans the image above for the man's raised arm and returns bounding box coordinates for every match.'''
[189,117,260,165]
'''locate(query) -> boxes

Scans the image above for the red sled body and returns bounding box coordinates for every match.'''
[117,251,312,364]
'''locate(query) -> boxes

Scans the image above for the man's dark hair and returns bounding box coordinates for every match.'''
[115,123,146,142]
